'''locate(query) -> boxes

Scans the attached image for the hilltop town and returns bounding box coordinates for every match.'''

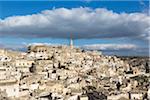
[0,43,149,100]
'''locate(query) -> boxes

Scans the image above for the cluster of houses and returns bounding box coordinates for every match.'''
[0,44,149,100]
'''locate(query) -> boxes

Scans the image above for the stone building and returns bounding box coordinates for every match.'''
[0,79,19,97]
[15,59,35,73]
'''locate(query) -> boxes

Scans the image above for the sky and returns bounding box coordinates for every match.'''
[0,0,149,56]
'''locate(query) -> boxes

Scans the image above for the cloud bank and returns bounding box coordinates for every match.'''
[81,43,149,56]
[81,43,138,50]
[0,7,149,40]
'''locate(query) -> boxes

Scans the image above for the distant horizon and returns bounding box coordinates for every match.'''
[0,43,149,57]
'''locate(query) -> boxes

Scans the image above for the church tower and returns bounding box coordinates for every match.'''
[70,34,73,49]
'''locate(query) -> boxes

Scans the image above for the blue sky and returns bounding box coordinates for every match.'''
[0,1,149,19]
[0,1,149,56]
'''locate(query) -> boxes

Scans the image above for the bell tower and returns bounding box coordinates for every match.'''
[70,34,73,49]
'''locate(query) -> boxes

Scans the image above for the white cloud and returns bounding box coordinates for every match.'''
[82,43,138,50]
[0,43,25,50]
[26,42,62,46]
[0,7,149,40]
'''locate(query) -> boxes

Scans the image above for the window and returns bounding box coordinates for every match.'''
[52,70,56,73]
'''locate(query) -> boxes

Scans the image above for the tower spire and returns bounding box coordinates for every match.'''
[70,33,73,49]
